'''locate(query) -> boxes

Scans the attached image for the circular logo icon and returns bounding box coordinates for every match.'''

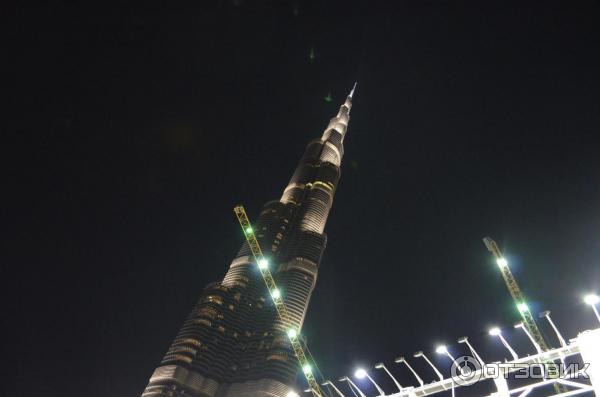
[451,356,483,386]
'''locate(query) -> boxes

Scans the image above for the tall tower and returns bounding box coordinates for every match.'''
[141,85,356,397]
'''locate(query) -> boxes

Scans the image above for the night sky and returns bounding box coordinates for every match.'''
[6,1,600,397]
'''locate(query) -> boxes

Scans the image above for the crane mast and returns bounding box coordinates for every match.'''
[483,237,567,394]
[482,237,550,351]
[234,205,324,397]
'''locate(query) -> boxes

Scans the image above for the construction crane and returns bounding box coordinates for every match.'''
[234,205,324,397]
[482,237,549,350]
[483,237,566,394]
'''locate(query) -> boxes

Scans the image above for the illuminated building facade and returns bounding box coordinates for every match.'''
[141,85,355,397]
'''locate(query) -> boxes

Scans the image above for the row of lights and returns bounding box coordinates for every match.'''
[255,258,303,345]
[247,226,600,396]
[302,293,600,397]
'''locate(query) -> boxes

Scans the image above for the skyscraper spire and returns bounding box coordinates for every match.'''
[349,81,357,99]
[141,85,355,397]
[322,87,354,145]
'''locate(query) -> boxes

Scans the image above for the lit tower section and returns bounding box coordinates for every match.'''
[278,84,354,325]
[228,84,356,396]
[141,85,356,397]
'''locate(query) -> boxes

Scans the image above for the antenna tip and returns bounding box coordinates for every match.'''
[349,82,357,98]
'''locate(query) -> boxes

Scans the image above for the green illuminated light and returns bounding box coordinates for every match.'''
[303,364,312,374]
[287,328,297,339]
[258,259,269,269]
[517,302,529,313]
[271,288,281,299]
[245,226,253,234]
[496,258,508,267]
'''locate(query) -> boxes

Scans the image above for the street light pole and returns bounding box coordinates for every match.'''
[375,363,403,393]
[515,322,543,354]
[395,357,424,387]
[436,345,456,362]
[321,380,346,397]
[539,311,567,347]
[458,336,485,364]
[355,368,386,396]
[489,328,519,361]
[584,294,600,323]
[414,351,444,381]
[339,377,367,397]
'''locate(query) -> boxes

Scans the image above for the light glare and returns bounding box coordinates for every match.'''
[245,226,253,234]
[303,364,312,374]
[286,391,299,397]
[354,368,367,379]
[271,288,281,299]
[435,345,448,354]
[258,259,269,269]
[584,294,600,305]
[496,258,508,267]
[517,302,529,313]
[489,327,501,336]
[287,328,297,339]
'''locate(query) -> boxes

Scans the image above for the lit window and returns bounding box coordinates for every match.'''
[205,295,223,305]
[197,307,217,319]
[267,353,288,362]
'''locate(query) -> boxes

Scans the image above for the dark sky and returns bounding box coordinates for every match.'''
[6,1,600,397]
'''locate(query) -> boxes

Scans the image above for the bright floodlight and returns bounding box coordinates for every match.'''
[374,362,384,369]
[497,258,508,267]
[287,328,297,339]
[514,322,524,329]
[584,294,600,323]
[245,226,253,234]
[303,364,312,374]
[258,259,269,269]
[286,391,299,397]
[517,302,529,313]
[490,326,519,360]
[354,368,367,379]
[584,294,600,305]
[435,345,448,354]
[271,288,281,299]
[489,327,501,336]
[358,367,387,396]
